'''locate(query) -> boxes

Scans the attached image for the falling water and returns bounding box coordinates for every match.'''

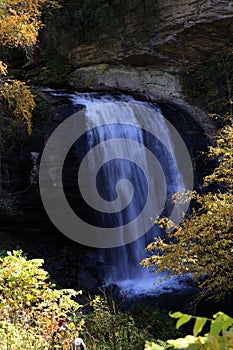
[47,90,193,296]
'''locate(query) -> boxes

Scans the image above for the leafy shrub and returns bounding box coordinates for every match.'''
[46,0,158,44]
[145,311,233,349]
[183,50,233,117]
[130,302,182,340]
[168,311,233,349]
[84,294,146,350]
[0,80,35,134]
[71,0,120,41]
[41,45,72,85]
[0,250,83,349]
[0,0,60,134]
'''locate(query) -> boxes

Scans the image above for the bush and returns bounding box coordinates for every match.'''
[0,250,83,349]
[84,294,146,350]
[183,50,233,117]
[145,311,233,349]
[130,302,182,341]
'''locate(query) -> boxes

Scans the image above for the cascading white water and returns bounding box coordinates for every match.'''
[46,90,193,296]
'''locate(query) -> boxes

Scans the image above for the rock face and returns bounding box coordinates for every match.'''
[69,65,182,98]
[67,0,233,130]
[146,0,233,66]
[69,64,211,130]
[68,0,233,68]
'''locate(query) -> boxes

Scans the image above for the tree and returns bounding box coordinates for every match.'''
[0,0,59,133]
[141,123,233,301]
[0,0,48,48]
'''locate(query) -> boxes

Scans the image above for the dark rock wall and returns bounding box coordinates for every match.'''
[63,0,233,131]
[67,0,233,68]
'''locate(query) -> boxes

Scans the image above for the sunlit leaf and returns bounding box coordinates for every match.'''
[193,317,207,336]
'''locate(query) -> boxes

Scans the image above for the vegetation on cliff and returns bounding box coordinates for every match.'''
[0,0,59,133]
[46,0,158,42]
[183,51,233,118]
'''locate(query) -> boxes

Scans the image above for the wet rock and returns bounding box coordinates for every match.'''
[69,64,214,132]
[77,270,99,290]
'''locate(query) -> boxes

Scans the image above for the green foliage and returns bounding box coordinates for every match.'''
[84,294,146,349]
[0,250,83,349]
[145,340,167,350]
[71,0,120,41]
[144,311,233,350]
[40,45,72,85]
[183,50,233,117]
[167,311,233,349]
[130,302,182,340]
[47,0,158,44]
[142,123,233,301]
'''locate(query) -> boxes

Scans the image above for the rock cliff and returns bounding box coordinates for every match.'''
[68,0,233,68]
[65,0,233,129]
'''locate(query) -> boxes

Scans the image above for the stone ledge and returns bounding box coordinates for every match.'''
[68,64,215,134]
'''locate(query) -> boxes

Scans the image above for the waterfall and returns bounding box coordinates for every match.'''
[42,91,193,296]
